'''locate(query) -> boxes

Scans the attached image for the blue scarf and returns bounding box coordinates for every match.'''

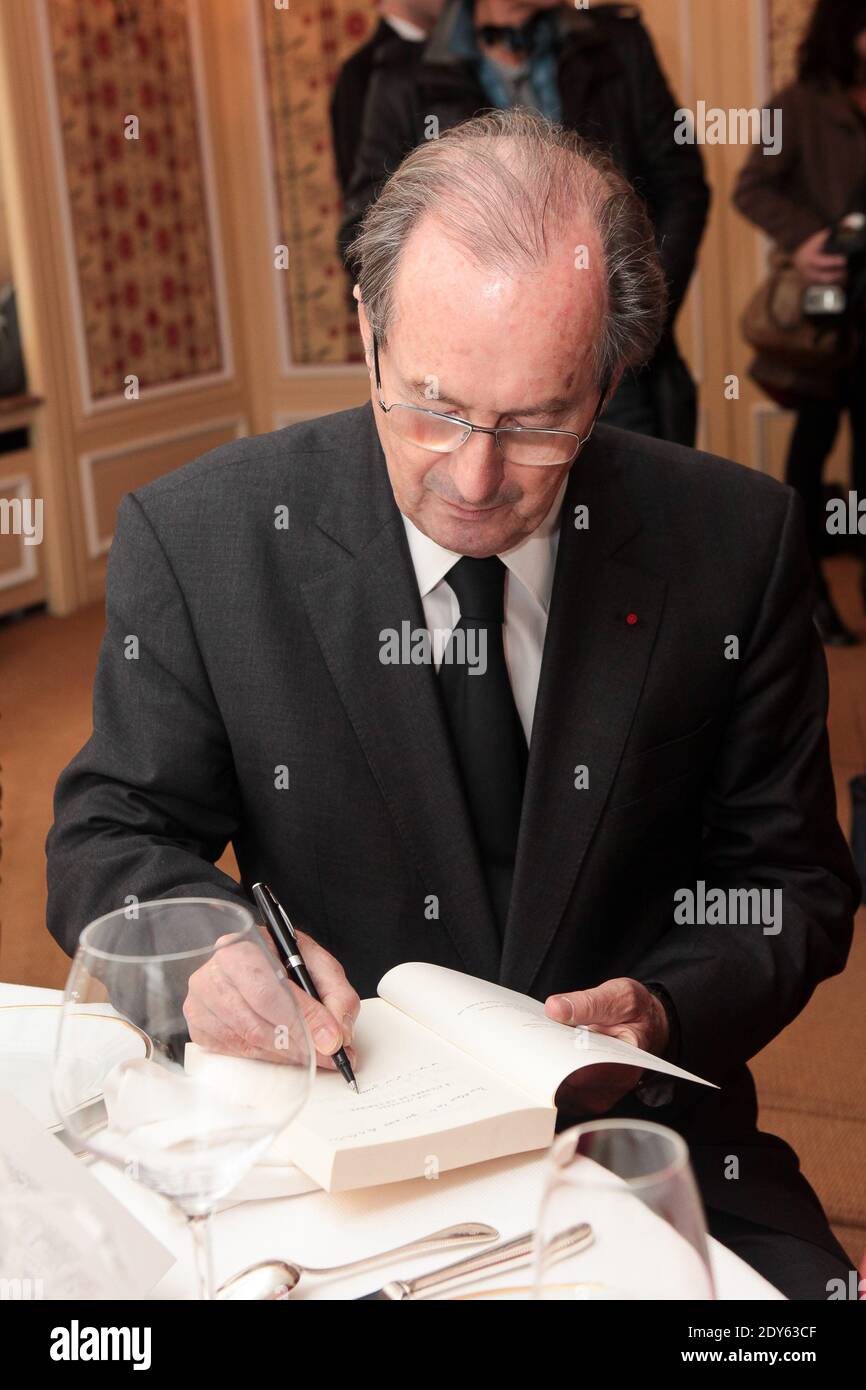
[448,0,563,123]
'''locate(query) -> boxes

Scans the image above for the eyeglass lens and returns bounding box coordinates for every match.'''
[386,404,579,466]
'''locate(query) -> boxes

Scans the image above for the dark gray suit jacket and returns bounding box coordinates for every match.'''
[46,403,860,1250]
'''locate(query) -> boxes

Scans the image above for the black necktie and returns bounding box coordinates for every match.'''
[438,556,528,937]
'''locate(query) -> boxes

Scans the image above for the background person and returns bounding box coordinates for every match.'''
[734,0,866,647]
[330,0,444,197]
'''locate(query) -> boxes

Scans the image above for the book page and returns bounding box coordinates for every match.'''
[378,964,715,1106]
[280,998,540,1146]
[270,1000,553,1188]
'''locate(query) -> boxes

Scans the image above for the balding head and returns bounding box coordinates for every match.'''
[348,107,667,391]
[349,108,667,556]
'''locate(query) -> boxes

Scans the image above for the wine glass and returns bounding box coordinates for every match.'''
[533,1119,715,1299]
[52,897,314,1299]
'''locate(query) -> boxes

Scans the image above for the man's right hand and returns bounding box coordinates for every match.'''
[792,228,847,284]
[183,927,360,1071]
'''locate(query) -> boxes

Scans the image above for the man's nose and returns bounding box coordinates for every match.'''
[448,430,505,505]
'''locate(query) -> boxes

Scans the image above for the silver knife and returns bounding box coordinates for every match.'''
[357,1222,593,1300]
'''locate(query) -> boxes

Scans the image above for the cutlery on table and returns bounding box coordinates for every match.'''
[215,1222,500,1300]
[358,1222,594,1300]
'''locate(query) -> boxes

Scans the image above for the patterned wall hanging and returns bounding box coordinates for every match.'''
[44,0,226,403]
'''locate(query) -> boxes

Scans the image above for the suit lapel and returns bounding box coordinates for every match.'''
[300,406,501,981]
[499,431,667,995]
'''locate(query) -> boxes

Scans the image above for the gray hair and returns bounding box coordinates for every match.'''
[346,107,668,388]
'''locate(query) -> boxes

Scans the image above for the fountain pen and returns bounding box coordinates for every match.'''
[252,881,358,1092]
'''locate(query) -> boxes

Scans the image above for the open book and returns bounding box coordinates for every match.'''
[186,964,714,1193]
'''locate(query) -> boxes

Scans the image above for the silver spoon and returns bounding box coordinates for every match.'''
[215,1221,500,1300]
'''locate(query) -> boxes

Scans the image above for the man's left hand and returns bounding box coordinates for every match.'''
[545,978,669,1117]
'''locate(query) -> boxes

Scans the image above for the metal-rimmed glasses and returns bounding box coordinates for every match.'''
[373,332,609,467]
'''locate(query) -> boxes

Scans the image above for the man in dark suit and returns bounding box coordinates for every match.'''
[47,109,858,1299]
[330,2,442,197]
[338,0,710,445]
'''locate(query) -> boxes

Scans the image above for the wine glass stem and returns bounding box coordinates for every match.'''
[187,1212,215,1300]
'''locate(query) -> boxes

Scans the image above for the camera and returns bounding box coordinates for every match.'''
[803,213,866,320]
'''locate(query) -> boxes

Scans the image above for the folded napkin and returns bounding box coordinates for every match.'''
[184,1044,323,1205]
[97,1049,320,1204]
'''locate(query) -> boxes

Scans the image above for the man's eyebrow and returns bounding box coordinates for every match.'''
[405,379,574,417]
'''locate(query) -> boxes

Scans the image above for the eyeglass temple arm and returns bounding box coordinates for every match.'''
[592,376,612,426]
[372,332,384,401]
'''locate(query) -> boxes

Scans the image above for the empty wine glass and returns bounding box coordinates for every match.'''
[533,1119,715,1299]
[53,897,314,1299]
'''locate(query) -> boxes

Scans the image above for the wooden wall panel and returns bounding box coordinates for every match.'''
[0,468,43,606]
[80,417,247,558]
[0,1,255,613]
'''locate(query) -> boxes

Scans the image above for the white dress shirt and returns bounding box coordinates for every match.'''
[400,479,568,744]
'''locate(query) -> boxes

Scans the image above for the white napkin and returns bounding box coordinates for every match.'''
[100,1056,260,1152]
[97,1053,320,1204]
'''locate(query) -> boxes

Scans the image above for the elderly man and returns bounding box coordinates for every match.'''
[47,110,858,1299]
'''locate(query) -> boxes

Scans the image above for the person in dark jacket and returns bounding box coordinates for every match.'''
[734,0,866,647]
[338,0,710,446]
[47,108,860,1298]
[330,2,444,196]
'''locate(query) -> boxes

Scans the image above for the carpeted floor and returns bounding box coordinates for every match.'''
[1,556,864,1267]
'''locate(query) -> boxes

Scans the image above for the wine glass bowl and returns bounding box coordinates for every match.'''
[533,1118,715,1300]
[53,897,315,1296]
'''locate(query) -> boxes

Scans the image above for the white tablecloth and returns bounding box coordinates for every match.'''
[0,982,784,1300]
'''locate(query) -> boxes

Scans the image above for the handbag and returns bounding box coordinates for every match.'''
[741,252,856,407]
[741,168,866,404]
[741,250,854,370]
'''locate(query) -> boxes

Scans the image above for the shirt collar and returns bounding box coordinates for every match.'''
[400,476,568,614]
[383,14,428,42]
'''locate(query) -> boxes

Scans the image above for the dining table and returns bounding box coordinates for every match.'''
[0,980,785,1301]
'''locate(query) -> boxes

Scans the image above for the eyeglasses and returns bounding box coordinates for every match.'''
[372,333,609,468]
